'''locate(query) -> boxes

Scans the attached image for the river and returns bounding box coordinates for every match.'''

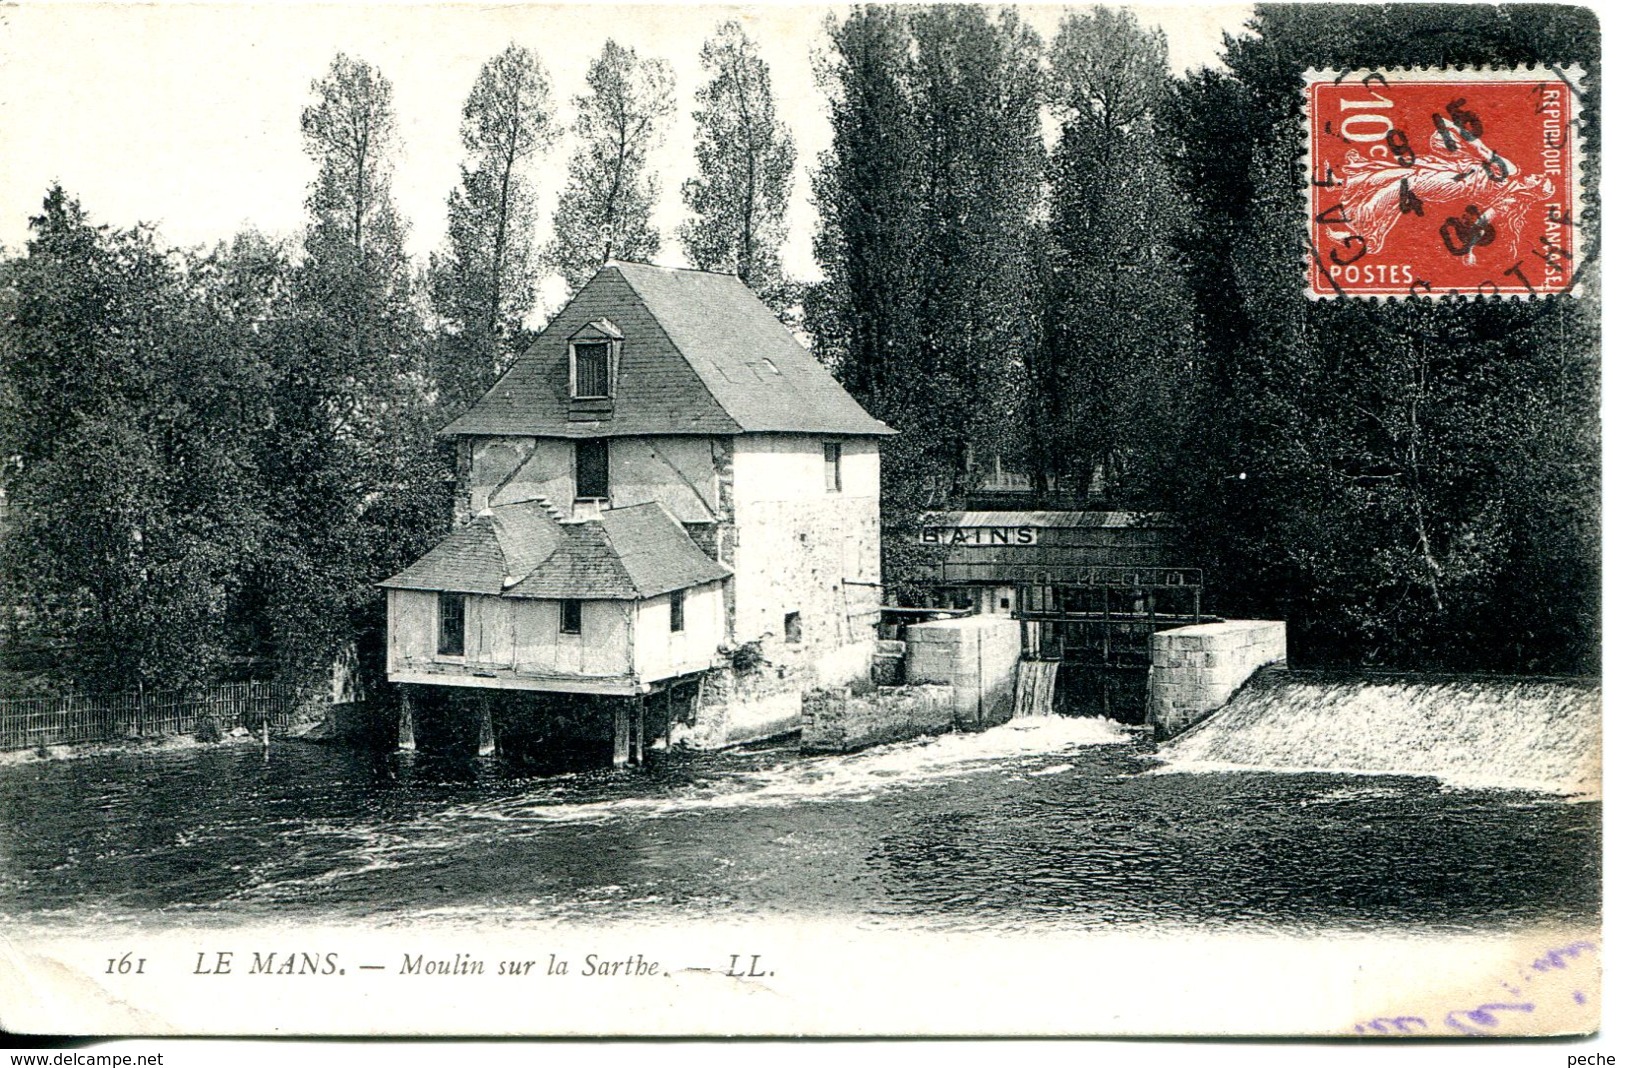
[0,714,1599,934]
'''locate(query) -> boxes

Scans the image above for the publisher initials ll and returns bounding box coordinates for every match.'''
[726,954,769,978]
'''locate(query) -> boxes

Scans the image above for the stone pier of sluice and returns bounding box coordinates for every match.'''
[1146,620,1288,741]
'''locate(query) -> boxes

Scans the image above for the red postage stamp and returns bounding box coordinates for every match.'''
[1304,66,1584,298]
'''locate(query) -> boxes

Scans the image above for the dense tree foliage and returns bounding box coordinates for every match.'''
[431,44,559,411]
[546,41,675,290]
[0,54,455,698]
[0,189,271,692]
[679,21,796,307]
[806,2,1597,673]
[0,6,1599,701]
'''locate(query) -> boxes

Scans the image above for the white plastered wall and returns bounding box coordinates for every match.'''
[469,434,719,523]
[387,589,635,684]
[631,581,726,683]
[729,434,883,685]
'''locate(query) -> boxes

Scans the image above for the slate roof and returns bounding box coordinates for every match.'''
[379,500,731,601]
[378,521,511,596]
[441,261,894,439]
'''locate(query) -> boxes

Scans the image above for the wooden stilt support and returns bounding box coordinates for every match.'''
[478,698,496,756]
[634,698,645,766]
[613,703,631,767]
[665,687,674,749]
[398,690,416,751]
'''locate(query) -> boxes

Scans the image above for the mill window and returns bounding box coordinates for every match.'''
[670,588,685,632]
[437,592,467,657]
[824,443,842,493]
[560,599,583,635]
[575,438,609,500]
[784,611,802,644]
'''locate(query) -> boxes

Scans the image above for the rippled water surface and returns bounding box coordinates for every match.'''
[0,717,1600,933]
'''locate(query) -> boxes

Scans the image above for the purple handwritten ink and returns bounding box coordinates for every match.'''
[1444,1002,1536,1035]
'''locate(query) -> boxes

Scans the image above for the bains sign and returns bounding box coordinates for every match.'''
[920,526,1037,546]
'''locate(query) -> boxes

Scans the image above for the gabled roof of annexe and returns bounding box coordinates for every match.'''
[440,261,895,439]
[378,500,731,601]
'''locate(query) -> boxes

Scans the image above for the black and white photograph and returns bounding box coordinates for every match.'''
[0,0,1606,1049]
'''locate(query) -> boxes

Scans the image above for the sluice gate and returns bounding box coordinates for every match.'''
[921,510,1205,722]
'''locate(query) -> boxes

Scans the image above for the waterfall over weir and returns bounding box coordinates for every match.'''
[1157,669,1600,797]
[1013,660,1060,718]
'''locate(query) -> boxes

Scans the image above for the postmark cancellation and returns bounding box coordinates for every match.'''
[1304,65,1584,299]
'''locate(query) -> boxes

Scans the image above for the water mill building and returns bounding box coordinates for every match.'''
[379,261,894,761]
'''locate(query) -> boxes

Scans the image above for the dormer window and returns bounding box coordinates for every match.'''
[572,342,611,398]
[569,319,623,403]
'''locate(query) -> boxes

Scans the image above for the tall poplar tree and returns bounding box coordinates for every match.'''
[545,41,675,290]
[907,5,1045,498]
[1037,7,1195,507]
[808,6,923,416]
[808,6,931,588]
[432,44,559,411]
[679,21,796,304]
[299,54,414,383]
[266,54,447,692]
[809,5,1043,586]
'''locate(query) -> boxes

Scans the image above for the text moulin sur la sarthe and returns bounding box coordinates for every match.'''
[184,950,773,979]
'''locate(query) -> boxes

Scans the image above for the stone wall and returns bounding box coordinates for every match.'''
[670,664,803,749]
[801,684,954,753]
[871,639,906,686]
[729,435,882,680]
[1147,620,1288,740]
[905,616,1023,731]
[669,636,879,751]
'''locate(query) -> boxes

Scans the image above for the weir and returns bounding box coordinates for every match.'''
[1158,670,1601,796]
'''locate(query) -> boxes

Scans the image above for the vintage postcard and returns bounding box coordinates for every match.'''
[0,0,1604,1049]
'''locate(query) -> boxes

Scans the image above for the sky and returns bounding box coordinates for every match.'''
[0,2,1254,311]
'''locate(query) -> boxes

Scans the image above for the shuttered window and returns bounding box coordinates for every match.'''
[572,342,611,398]
[560,599,582,635]
[824,443,842,493]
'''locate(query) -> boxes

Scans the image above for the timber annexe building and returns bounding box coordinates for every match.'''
[381,261,895,697]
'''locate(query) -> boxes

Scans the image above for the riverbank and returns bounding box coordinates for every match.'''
[0,725,274,767]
